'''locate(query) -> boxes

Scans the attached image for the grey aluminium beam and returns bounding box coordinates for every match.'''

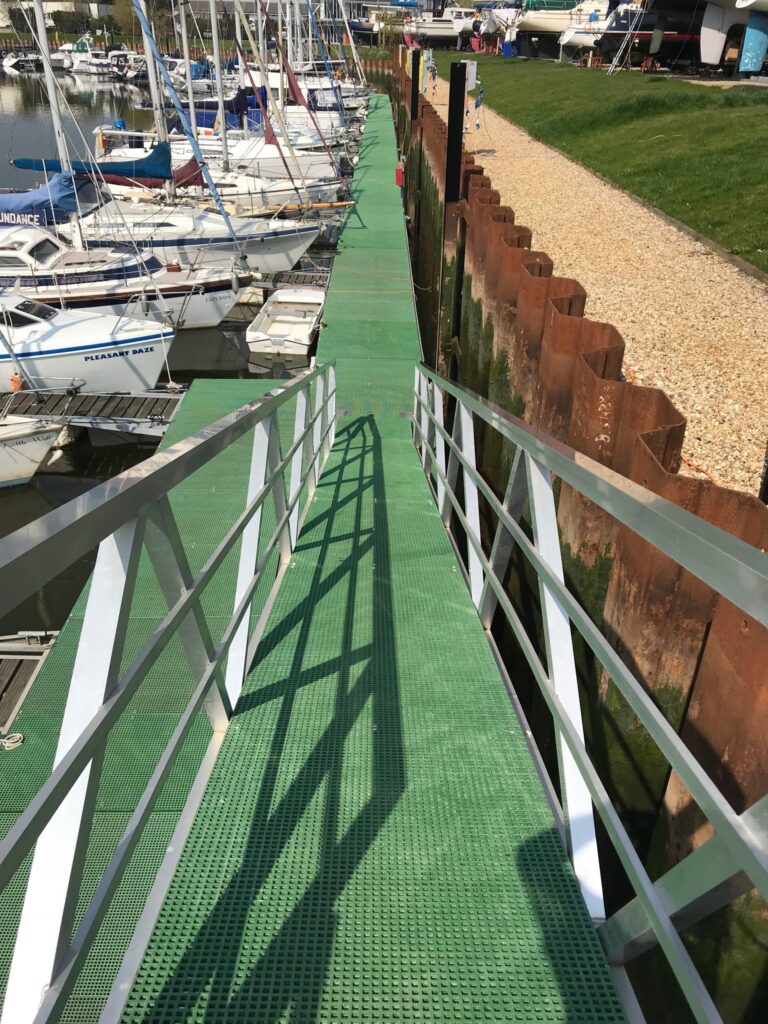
[599,795,768,965]
[417,365,768,628]
[0,364,335,620]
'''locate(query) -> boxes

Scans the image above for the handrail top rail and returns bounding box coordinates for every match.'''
[417,364,768,627]
[0,362,336,620]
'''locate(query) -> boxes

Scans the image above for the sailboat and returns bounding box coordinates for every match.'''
[0,225,246,329]
[0,292,174,393]
[57,197,321,273]
[3,0,249,331]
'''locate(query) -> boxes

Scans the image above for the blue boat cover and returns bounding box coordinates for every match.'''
[11,142,173,181]
[0,172,83,227]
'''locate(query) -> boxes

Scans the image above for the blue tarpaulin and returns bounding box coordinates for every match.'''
[11,142,173,181]
[0,172,86,227]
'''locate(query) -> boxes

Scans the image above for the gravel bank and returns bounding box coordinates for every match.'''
[429,78,768,495]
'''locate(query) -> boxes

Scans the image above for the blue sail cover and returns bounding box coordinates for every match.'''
[0,172,81,227]
[11,142,173,181]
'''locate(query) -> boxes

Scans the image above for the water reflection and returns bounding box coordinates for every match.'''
[0,70,152,190]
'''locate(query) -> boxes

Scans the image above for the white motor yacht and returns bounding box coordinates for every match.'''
[70,35,101,73]
[0,293,174,392]
[49,49,73,72]
[0,227,248,329]
[84,50,111,75]
[2,52,41,73]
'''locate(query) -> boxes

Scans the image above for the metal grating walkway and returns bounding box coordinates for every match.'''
[118,97,626,1023]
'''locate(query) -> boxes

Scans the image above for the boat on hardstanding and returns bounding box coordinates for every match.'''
[481,4,523,36]
[514,0,610,53]
[245,287,325,372]
[0,292,174,392]
[400,6,477,41]
[0,226,248,329]
[591,2,702,64]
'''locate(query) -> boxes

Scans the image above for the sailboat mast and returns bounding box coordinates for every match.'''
[178,0,198,141]
[256,0,265,63]
[138,0,170,147]
[278,1,285,112]
[208,0,230,171]
[338,0,366,85]
[130,0,243,249]
[30,0,86,249]
[235,6,247,92]
[31,0,70,173]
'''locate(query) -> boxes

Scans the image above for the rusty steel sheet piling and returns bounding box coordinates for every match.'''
[386,60,768,1016]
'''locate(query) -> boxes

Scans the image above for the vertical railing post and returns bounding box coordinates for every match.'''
[1,517,146,1024]
[459,404,484,608]
[413,366,421,451]
[441,405,462,527]
[288,385,311,546]
[525,453,605,920]
[269,414,292,566]
[418,372,431,473]
[432,381,446,513]
[328,364,336,450]
[311,371,325,491]
[223,415,272,709]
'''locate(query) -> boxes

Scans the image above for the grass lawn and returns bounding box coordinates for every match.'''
[433,54,768,273]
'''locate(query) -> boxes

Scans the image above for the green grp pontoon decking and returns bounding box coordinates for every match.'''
[1,95,626,1023]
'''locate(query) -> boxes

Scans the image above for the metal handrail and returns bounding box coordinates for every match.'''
[0,363,333,619]
[416,365,767,627]
[413,363,767,1024]
[0,361,336,1023]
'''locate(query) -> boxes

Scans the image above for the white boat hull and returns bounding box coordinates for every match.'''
[0,418,60,488]
[150,227,319,274]
[0,327,173,393]
[246,286,325,371]
[91,286,240,331]
[518,3,609,35]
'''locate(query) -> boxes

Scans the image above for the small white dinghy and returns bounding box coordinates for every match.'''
[0,415,61,488]
[245,287,326,373]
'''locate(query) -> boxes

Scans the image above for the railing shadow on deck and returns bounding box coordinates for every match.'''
[138,416,406,1023]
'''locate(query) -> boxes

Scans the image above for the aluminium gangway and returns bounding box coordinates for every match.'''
[0,96,765,1024]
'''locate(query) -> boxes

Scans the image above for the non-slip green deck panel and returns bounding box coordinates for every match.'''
[0,378,284,1021]
[122,96,625,1023]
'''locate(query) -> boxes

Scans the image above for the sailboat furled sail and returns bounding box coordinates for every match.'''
[11,143,173,180]
[0,173,84,226]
